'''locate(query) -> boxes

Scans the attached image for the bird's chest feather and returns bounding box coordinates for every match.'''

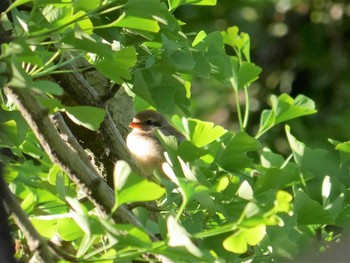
[126,133,164,166]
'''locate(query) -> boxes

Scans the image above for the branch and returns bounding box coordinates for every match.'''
[0,165,55,262]
[52,61,145,186]
[3,87,153,238]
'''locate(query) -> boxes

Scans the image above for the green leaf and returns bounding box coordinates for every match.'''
[113,13,160,33]
[293,189,334,225]
[57,218,84,241]
[225,131,261,154]
[74,0,100,12]
[168,0,216,11]
[217,131,261,171]
[2,40,44,66]
[117,177,165,205]
[132,69,191,113]
[329,139,350,164]
[71,213,91,236]
[223,231,247,254]
[62,31,113,58]
[260,147,285,168]
[0,120,20,147]
[222,27,251,61]
[32,80,64,96]
[162,34,195,71]
[222,26,239,48]
[167,215,203,257]
[178,178,210,201]
[178,140,208,162]
[244,224,266,245]
[192,51,211,78]
[218,153,253,172]
[19,138,42,159]
[237,180,253,200]
[257,94,317,137]
[96,46,137,84]
[31,218,57,239]
[7,57,33,88]
[114,161,165,206]
[21,191,35,212]
[5,0,32,12]
[223,225,266,254]
[110,0,165,32]
[275,190,293,213]
[64,106,106,131]
[286,125,329,176]
[113,160,132,192]
[192,31,232,82]
[183,118,227,148]
[274,94,317,124]
[237,62,262,90]
[255,164,299,194]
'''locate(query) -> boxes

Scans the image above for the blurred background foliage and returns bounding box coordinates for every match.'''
[175,0,350,153]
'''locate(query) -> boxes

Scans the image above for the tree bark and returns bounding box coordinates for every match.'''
[52,59,142,186]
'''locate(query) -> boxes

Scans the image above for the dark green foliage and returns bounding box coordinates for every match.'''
[1,0,349,262]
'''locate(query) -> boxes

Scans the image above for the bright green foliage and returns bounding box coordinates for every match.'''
[113,161,165,207]
[1,0,350,262]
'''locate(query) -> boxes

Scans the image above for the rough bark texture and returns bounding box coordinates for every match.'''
[4,86,157,239]
[52,59,141,186]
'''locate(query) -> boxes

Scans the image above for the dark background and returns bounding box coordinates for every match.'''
[175,0,350,153]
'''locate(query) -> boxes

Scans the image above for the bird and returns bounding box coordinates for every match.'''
[126,110,185,175]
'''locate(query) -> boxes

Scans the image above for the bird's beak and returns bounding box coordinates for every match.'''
[129,121,143,129]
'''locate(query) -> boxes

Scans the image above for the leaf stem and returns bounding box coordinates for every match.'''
[242,85,250,130]
[193,222,238,239]
[230,79,243,129]
[175,198,187,221]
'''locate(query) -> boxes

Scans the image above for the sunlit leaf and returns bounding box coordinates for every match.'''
[223,224,266,254]
[329,138,350,164]
[21,191,35,212]
[260,147,285,168]
[57,218,84,241]
[183,118,227,147]
[118,177,165,205]
[167,216,203,257]
[244,224,266,245]
[275,190,293,213]
[31,218,57,239]
[257,94,317,137]
[273,94,317,124]
[113,160,132,192]
[64,106,106,131]
[237,180,253,200]
[168,0,216,11]
[223,230,247,254]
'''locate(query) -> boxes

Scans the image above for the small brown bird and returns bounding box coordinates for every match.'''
[126,110,185,174]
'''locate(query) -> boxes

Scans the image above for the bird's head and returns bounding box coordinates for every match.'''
[129,110,169,134]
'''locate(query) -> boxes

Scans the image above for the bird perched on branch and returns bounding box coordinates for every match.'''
[126,110,185,175]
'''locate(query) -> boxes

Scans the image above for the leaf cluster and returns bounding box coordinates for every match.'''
[0,0,350,262]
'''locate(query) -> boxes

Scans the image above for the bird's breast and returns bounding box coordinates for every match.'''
[126,133,164,173]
